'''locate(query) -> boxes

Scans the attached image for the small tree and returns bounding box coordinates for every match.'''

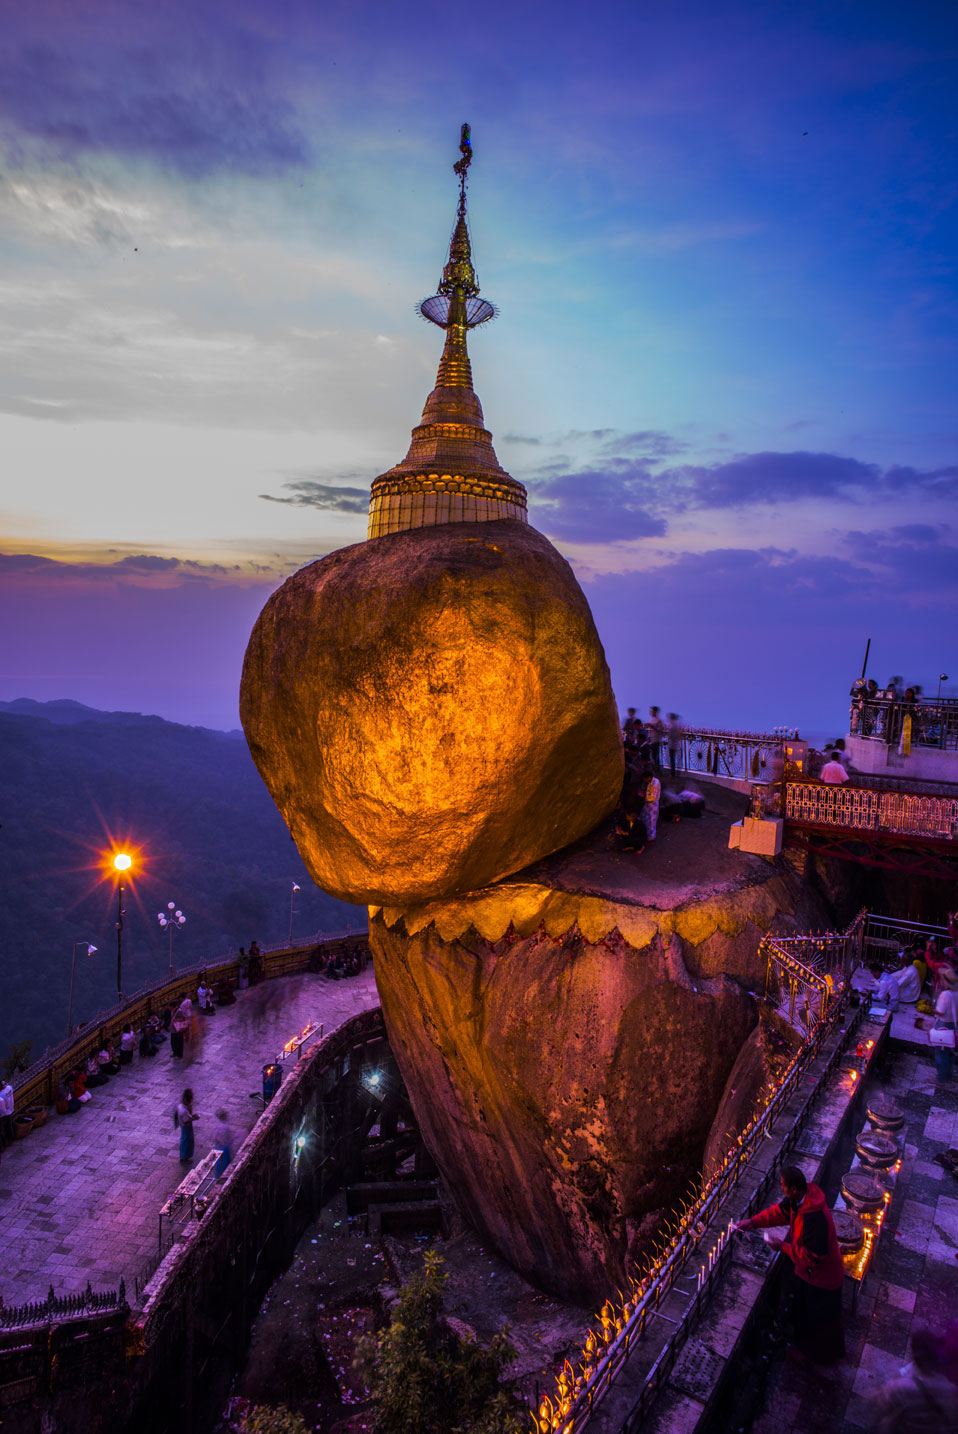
[2,1041,32,1080]
[355,1249,521,1434]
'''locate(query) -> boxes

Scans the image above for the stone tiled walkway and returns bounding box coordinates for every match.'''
[751,1044,958,1434]
[0,970,380,1308]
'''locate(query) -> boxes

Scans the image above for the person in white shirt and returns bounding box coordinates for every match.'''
[895,956,922,1004]
[933,966,958,1082]
[820,754,849,785]
[869,965,899,1010]
[0,1079,14,1147]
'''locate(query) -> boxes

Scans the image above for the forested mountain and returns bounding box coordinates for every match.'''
[0,701,364,1061]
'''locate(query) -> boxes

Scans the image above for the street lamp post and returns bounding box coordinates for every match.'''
[112,852,132,1003]
[289,882,301,946]
[68,941,97,1037]
[157,902,186,977]
[937,673,949,701]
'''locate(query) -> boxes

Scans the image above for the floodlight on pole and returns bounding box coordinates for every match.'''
[938,674,949,701]
[289,882,301,946]
[112,853,132,1003]
[157,900,186,977]
[67,941,97,1037]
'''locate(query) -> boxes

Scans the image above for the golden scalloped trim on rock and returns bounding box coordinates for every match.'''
[374,884,658,950]
[372,870,790,953]
[671,878,786,946]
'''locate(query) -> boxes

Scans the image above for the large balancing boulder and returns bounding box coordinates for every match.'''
[240,519,623,907]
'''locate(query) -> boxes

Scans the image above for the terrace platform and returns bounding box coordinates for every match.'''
[0,969,379,1308]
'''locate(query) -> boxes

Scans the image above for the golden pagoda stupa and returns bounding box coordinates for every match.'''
[241,126,622,907]
[368,126,528,538]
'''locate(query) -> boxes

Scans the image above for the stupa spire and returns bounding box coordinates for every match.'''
[367,125,528,540]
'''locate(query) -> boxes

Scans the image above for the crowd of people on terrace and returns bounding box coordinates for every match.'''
[867,913,958,1083]
[3,935,367,1137]
[615,706,706,852]
[850,673,954,748]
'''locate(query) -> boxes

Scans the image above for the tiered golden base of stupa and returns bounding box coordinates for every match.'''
[368,466,527,539]
[367,288,527,539]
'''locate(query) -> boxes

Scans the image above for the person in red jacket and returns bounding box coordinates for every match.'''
[734,1165,846,1363]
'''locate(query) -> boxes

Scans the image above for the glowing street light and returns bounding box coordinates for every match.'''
[112,852,132,1002]
[289,881,301,946]
[67,940,97,1037]
[158,901,186,977]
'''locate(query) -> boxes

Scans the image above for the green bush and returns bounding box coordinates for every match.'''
[354,1250,521,1434]
[240,1406,310,1434]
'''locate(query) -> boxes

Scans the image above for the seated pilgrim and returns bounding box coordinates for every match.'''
[86,1054,108,1087]
[894,955,923,1004]
[97,1042,120,1076]
[119,1025,136,1063]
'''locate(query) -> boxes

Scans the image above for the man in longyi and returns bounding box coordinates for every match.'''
[734,1165,845,1363]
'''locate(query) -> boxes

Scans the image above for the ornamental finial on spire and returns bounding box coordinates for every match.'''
[417,124,497,330]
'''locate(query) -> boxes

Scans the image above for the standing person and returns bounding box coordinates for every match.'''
[646,706,666,770]
[170,997,191,1059]
[212,1109,233,1177]
[622,707,641,745]
[176,1089,198,1163]
[733,1165,845,1363]
[0,1078,14,1147]
[119,1024,136,1064]
[932,966,958,1085]
[642,766,661,844]
[820,752,849,785]
[666,714,683,779]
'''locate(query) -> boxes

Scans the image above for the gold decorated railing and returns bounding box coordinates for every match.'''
[785,780,958,840]
[530,914,866,1433]
[760,911,865,1033]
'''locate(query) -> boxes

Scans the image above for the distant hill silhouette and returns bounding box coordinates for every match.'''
[0,700,364,1061]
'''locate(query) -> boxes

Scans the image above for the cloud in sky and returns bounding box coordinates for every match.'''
[524,433,958,546]
[0,12,308,177]
[259,479,369,514]
[3,525,955,734]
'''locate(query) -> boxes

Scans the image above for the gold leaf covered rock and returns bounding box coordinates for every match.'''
[241,518,623,906]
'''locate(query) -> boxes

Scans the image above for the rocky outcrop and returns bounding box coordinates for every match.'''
[702,1007,803,1175]
[240,520,622,907]
[369,787,832,1303]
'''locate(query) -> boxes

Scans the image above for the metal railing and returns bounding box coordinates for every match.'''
[860,913,949,969]
[664,729,784,783]
[530,915,865,1433]
[0,1279,127,1331]
[850,695,958,750]
[785,780,958,840]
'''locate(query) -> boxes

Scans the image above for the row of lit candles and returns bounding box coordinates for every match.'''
[281,1022,315,1056]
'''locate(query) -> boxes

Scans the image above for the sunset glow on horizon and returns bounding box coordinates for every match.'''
[1,0,955,734]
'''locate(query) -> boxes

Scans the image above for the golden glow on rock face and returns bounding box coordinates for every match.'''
[241,519,622,907]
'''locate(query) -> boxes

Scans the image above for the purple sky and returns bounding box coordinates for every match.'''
[1,0,956,736]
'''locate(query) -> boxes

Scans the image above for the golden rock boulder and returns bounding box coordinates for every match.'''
[240,519,623,907]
